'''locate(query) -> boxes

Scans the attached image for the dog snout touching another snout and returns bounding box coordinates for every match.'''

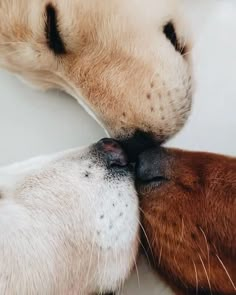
[96,138,128,168]
[136,147,169,184]
[119,130,161,162]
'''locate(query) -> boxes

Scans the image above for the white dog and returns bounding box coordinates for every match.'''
[0,139,139,294]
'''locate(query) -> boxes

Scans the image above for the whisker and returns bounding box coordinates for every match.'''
[137,235,151,267]
[135,214,155,263]
[85,232,96,289]
[158,245,163,266]
[197,244,208,259]
[138,206,147,217]
[192,260,199,295]
[117,278,122,295]
[99,251,107,295]
[216,254,236,291]
[101,250,108,293]
[198,254,212,295]
[181,38,193,58]
[118,278,126,295]
[131,248,140,289]
[182,49,193,57]
[198,226,211,275]
[173,256,187,288]
[115,249,121,295]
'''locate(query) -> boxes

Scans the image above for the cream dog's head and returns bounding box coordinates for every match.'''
[0,0,192,141]
[0,139,139,294]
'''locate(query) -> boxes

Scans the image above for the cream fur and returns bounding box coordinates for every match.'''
[0,0,193,139]
[0,145,139,294]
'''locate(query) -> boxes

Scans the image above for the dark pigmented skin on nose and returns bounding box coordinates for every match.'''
[135,147,169,182]
[119,130,161,162]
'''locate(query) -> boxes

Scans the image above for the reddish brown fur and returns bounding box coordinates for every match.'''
[138,149,236,295]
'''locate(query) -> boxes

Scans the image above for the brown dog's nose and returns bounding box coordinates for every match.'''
[136,147,168,182]
[96,138,128,167]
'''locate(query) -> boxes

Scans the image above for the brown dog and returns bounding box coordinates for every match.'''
[135,147,236,295]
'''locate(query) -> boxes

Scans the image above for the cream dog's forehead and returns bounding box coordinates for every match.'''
[0,0,193,140]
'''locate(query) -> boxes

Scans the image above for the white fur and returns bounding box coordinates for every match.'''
[0,145,139,294]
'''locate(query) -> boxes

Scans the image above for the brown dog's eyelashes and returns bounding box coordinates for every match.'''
[136,148,236,295]
[45,4,66,55]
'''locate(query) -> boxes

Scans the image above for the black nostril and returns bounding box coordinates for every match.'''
[96,138,128,168]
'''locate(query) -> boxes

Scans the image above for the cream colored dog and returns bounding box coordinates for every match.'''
[0,139,139,294]
[0,0,193,142]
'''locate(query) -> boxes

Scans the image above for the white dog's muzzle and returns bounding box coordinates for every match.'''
[0,139,139,295]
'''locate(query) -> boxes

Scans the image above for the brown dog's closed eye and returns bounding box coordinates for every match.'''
[45,4,66,55]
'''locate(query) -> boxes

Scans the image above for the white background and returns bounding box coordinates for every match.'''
[0,0,235,294]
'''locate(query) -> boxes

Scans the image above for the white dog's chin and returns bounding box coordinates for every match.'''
[0,142,139,295]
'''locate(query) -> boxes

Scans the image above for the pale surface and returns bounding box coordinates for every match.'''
[0,0,235,294]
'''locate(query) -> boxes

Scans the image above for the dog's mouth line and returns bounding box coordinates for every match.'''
[61,78,110,134]
[136,176,168,184]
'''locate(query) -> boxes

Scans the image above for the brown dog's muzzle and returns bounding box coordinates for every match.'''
[135,147,170,183]
[133,147,236,295]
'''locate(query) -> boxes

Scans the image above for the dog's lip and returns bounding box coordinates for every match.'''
[135,177,168,189]
[112,162,135,175]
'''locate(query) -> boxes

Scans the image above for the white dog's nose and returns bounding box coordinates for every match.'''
[96,138,128,168]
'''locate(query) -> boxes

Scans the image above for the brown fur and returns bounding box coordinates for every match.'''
[137,148,236,295]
